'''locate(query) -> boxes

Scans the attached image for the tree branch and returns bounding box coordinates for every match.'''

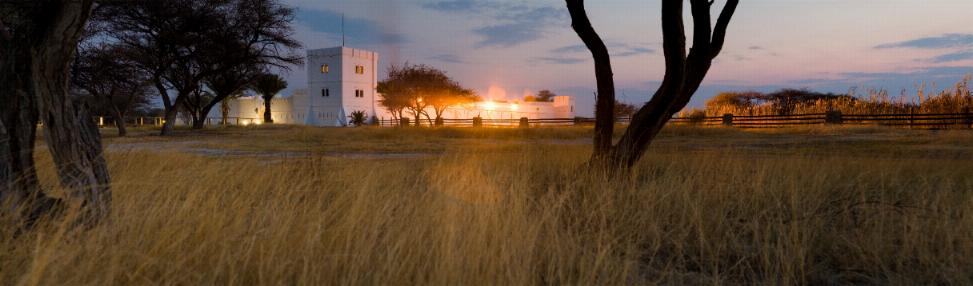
[566,0,616,156]
[0,18,11,41]
[711,0,739,58]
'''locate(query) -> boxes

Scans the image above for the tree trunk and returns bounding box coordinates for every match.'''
[0,23,63,223]
[30,0,110,220]
[111,108,128,137]
[263,96,274,124]
[161,105,179,135]
[610,0,737,168]
[570,0,738,170]
[566,0,616,159]
[191,111,204,129]
[221,100,230,125]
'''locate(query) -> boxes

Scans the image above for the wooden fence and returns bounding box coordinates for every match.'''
[90,117,262,127]
[379,111,973,129]
[92,111,973,129]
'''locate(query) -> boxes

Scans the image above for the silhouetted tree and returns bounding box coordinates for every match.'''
[537,90,557,102]
[614,101,637,118]
[378,64,467,126]
[204,64,260,128]
[98,0,302,135]
[426,82,476,126]
[567,0,739,169]
[1,0,111,223]
[250,73,288,124]
[73,45,153,136]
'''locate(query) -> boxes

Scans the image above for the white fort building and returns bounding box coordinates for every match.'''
[210,46,575,126]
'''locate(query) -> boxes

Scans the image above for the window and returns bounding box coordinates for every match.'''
[355,65,365,75]
[355,89,364,98]
[321,64,329,74]
[322,88,329,97]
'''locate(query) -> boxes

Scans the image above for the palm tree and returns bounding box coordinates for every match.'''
[251,73,288,124]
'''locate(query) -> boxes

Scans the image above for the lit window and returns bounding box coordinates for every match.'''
[321,64,329,74]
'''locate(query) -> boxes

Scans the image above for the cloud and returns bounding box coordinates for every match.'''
[790,66,973,93]
[296,9,405,45]
[875,33,973,49]
[551,43,654,57]
[423,1,567,47]
[533,57,587,65]
[931,50,973,63]
[428,54,465,64]
[473,22,549,47]
[551,44,587,54]
[614,47,655,57]
[421,0,478,12]
[748,46,764,50]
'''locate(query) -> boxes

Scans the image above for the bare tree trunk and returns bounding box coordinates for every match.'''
[161,105,179,135]
[263,96,274,124]
[191,112,204,129]
[153,77,179,135]
[1,15,62,222]
[31,0,111,220]
[566,0,616,159]
[221,100,230,125]
[111,107,128,137]
[568,0,738,170]
[609,0,737,168]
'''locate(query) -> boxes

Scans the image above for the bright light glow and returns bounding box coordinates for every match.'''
[483,101,497,111]
[486,85,507,100]
[510,103,519,111]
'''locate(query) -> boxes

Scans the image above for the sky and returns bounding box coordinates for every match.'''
[280,0,973,116]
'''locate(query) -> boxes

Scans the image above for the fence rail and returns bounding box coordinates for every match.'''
[88,112,973,130]
[378,111,973,129]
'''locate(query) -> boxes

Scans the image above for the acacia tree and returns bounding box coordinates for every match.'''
[426,82,476,126]
[1,0,111,222]
[567,0,739,169]
[377,64,464,126]
[206,68,257,127]
[250,73,288,124]
[376,82,409,123]
[99,0,302,135]
[73,45,152,136]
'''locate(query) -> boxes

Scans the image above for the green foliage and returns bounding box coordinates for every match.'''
[377,63,476,124]
[349,110,367,126]
[251,73,288,100]
[525,90,557,102]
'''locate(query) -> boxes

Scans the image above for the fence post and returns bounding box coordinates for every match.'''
[825,111,843,125]
[473,116,483,127]
[722,114,734,127]
[519,117,529,128]
[965,107,972,129]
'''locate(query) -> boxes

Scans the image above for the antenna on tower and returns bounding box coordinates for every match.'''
[341,13,345,47]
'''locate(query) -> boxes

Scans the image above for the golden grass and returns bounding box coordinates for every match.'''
[2,125,972,285]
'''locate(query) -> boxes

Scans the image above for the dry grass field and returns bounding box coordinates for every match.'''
[2,125,972,285]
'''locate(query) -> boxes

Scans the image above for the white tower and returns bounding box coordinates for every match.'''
[302,47,379,126]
